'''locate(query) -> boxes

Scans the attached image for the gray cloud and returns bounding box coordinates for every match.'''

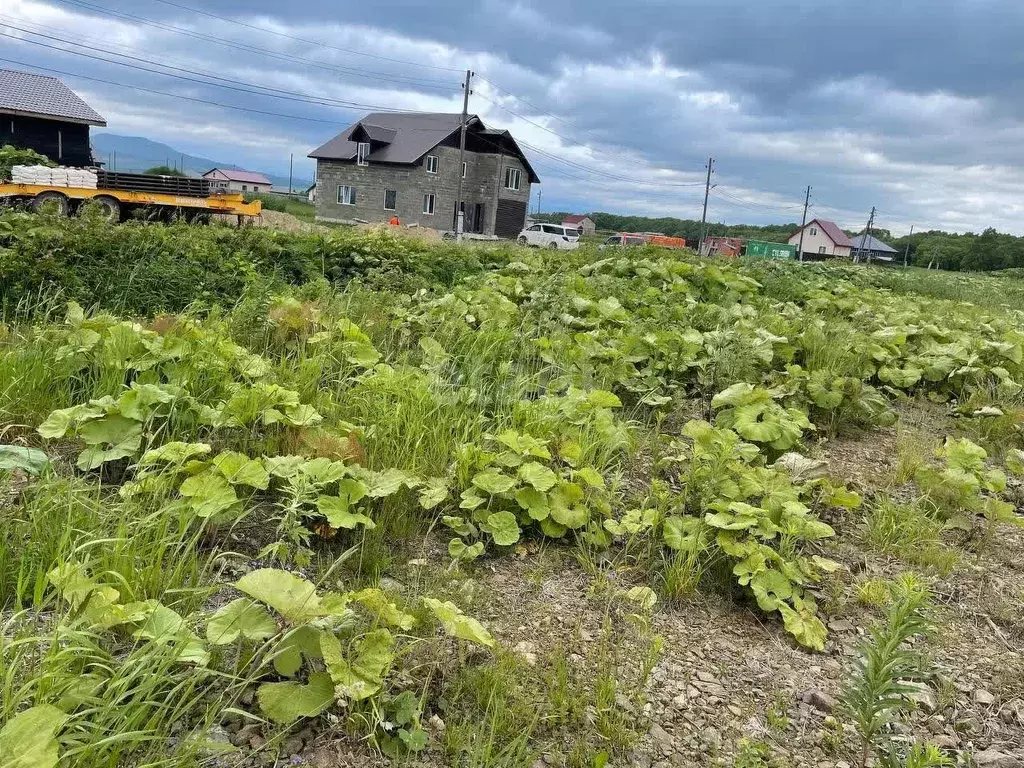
[4,0,1024,234]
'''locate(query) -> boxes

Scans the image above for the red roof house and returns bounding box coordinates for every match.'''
[562,214,596,235]
[202,167,273,193]
[787,218,853,259]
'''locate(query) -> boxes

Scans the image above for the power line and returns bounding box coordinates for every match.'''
[475,74,590,135]
[0,23,448,115]
[146,0,464,73]
[0,56,383,124]
[47,0,459,92]
[714,187,805,213]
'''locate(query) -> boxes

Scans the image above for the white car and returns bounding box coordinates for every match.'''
[517,223,581,250]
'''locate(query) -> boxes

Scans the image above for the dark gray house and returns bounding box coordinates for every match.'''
[850,232,900,264]
[0,68,106,166]
[308,112,539,238]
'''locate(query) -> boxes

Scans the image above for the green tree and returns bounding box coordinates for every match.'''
[143,165,187,177]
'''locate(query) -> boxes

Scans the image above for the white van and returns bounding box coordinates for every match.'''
[517,223,581,250]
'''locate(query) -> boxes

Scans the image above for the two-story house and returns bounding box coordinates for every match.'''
[308,112,539,238]
[787,218,853,260]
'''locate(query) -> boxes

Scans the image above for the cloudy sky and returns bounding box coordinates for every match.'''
[4,0,1023,234]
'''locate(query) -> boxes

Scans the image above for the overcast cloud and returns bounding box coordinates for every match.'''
[3,0,1023,234]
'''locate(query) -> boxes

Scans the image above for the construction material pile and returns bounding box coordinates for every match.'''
[11,165,98,189]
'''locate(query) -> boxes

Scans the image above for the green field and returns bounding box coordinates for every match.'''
[1,211,1022,768]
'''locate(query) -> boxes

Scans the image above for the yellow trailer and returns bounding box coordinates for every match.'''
[0,182,262,221]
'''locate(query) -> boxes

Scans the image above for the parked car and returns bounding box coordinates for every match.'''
[600,234,648,249]
[517,223,580,250]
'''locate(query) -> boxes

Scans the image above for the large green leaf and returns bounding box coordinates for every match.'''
[0,704,68,768]
[423,598,495,647]
[257,672,334,724]
[1007,449,1024,478]
[548,482,588,529]
[485,510,521,546]
[321,629,395,701]
[472,470,517,495]
[418,477,449,509]
[76,416,143,470]
[316,495,375,530]
[236,569,347,624]
[272,625,324,676]
[124,599,210,665]
[449,538,486,561]
[514,486,549,520]
[366,468,418,498]
[179,472,239,518]
[517,462,557,492]
[350,589,416,630]
[138,441,211,466]
[206,598,278,645]
[212,451,270,489]
[0,445,50,476]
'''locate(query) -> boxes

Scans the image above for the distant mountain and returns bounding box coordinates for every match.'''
[90,133,310,191]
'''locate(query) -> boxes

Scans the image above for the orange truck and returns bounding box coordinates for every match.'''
[645,234,687,249]
[600,233,688,249]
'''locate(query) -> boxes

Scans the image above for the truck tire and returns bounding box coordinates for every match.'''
[90,195,122,223]
[32,191,70,216]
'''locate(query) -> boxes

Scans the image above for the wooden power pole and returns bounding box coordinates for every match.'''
[903,224,914,268]
[796,185,811,262]
[455,69,473,240]
[699,157,714,255]
[854,206,876,264]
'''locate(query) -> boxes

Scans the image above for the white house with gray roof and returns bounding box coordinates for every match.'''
[0,68,106,166]
[308,112,539,238]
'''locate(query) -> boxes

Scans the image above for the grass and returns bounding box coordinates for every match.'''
[862,497,959,576]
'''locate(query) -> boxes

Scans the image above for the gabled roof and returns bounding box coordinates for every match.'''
[202,168,272,185]
[0,68,106,126]
[309,112,539,182]
[792,218,853,248]
[850,232,898,253]
[562,214,593,224]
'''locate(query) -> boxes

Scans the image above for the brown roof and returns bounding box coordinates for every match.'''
[202,168,272,185]
[792,218,853,248]
[562,214,592,224]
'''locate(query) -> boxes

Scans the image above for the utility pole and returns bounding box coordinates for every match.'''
[796,185,811,263]
[903,224,914,268]
[854,206,875,264]
[288,153,294,194]
[537,187,543,216]
[455,69,474,240]
[699,157,714,255]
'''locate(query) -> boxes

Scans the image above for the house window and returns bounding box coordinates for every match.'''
[422,193,435,215]
[810,227,818,236]
[383,189,397,210]
[504,167,521,191]
[338,185,357,205]
[357,142,370,166]
[242,185,248,192]
[818,246,827,254]
[462,162,467,179]
[425,155,438,174]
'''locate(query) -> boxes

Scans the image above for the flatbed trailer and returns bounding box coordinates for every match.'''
[0,182,262,221]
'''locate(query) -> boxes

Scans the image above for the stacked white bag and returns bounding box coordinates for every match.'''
[11,165,98,189]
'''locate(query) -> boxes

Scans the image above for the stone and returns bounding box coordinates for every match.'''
[932,734,959,750]
[649,723,674,747]
[900,681,937,713]
[975,750,1022,768]
[974,689,996,706]
[230,724,261,747]
[801,689,836,714]
[428,714,446,732]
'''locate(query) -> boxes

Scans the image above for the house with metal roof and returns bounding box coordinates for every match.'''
[0,68,106,167]
[201,167,273,194]
[787,218,853,260]
[850,232,900,263]
[309,112,539,237]
[562,214,596,236]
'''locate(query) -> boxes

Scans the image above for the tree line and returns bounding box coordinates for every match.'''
[539,211,1024,272]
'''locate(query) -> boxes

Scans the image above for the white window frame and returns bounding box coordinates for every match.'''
[818,245,827,254]
[504,167,522,191]
[422,193,435,215]
[338,185,357,205]
[383,189,397,211]
[809,226,818,236]
[425,155,438,174]
[462,161,467,179]
[357,142,370,167]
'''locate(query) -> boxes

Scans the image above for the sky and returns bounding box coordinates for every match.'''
[3,0,1024,234]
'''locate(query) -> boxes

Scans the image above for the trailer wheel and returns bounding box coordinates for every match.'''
[91,195,122,223]
[32,191,70,216]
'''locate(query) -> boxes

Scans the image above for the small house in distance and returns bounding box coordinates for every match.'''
[562,214,596,236]
[0,68,106,166]
[308,112,539,237]
[202,168,272,194]
[850,232,900,264]
[787,218,853,260]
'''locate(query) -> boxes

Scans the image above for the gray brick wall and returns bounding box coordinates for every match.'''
[314,145,532,236]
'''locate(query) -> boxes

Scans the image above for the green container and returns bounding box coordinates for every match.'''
[745,240,796,260]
